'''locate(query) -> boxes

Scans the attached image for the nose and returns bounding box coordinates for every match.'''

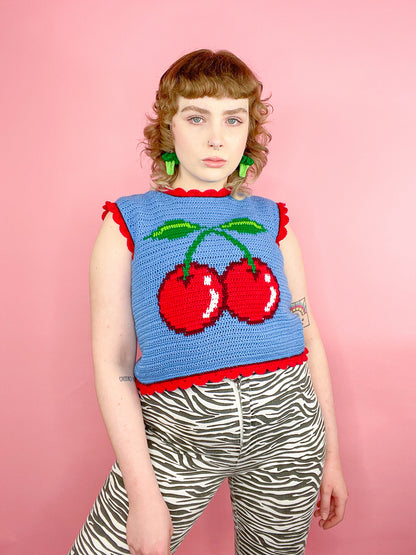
[208,139,223,150]
[207,121,224,150]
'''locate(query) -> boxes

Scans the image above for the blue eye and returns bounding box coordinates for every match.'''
[227,117,242,125]
[189,116,204,124]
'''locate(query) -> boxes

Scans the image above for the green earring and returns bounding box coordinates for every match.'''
[239,155,254,178]
[162,152,179,175]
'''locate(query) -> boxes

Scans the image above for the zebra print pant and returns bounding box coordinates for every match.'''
[68,362,326,555]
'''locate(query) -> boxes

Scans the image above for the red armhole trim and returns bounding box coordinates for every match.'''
[102,201,134,258]
[276,202,289,245]
[136,349,308,395]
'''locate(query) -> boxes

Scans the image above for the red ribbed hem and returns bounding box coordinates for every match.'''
[136,349,308,395]
[276,202,289,245]
[102,201,135,258]
[161,187,232,197]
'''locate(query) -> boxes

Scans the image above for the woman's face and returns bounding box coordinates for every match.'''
[171,96,250,190]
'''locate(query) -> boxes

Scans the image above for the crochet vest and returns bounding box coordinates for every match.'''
[104,188,306,394]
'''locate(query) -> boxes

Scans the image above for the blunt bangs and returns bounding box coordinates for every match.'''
[174,74,256,101]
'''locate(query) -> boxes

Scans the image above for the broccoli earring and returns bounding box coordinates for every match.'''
[162,152,179,175]
[239,155,254,178]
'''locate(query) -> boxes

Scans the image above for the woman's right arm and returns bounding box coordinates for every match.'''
[90,213,173,555]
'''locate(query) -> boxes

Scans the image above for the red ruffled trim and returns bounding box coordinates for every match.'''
[276,202,289,245]
[161,187,232,197]
[136,349,308,395]
[102,201,135,258]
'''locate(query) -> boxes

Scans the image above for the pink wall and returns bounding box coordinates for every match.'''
[1,1,415,553]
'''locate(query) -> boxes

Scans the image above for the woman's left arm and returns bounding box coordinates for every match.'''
[279,225,348,530]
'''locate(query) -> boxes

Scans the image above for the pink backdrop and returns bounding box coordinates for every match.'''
[1,1,415,553]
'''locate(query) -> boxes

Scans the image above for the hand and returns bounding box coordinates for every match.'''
[126,491,174,555]
[314,453,348,530]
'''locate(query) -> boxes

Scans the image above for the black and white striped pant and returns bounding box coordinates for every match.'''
[68,362,326,555]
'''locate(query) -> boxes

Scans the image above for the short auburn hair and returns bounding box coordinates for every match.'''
[142,49,272,199]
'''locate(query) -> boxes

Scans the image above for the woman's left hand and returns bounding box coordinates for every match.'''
[314,454,348,530]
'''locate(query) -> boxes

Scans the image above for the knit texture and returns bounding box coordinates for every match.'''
[108,189,305,392]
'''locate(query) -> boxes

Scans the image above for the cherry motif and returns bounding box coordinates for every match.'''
[223,257,280,323]
[158,262,224,335]
[146,217,281,335]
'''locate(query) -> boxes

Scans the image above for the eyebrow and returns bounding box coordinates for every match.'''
[180,105,248,115]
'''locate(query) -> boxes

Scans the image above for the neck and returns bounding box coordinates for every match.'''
[172,169,228,193]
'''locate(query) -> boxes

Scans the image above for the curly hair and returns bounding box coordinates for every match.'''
[142,49,272,199]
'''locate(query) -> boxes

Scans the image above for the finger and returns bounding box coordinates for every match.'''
[319,488,332,523]
[320,500,337,527]
[323,507,336,525]
[322,511,342,529]
[322,495,347,530]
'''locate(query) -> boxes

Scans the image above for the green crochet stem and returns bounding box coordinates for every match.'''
[162,152,179,175]
[142,217,266,279]
[239,155,254,178]
[182,228,256,279]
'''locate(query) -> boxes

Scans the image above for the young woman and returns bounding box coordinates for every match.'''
[68,49,348,555]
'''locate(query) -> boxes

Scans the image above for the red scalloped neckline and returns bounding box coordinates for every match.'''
[160,186,232,197]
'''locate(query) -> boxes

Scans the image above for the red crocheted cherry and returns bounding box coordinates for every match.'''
[223,257,280,323]
[158,262,224,335]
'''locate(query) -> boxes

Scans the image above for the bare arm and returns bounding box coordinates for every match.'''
[279,225,348,530]
[90,213,172,553]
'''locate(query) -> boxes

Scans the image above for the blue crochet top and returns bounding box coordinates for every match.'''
[103,186,306,394]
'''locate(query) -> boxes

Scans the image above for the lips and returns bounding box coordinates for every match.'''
[202,157,226,168]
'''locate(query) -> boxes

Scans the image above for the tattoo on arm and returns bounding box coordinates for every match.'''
[119,376,134,382]
[290,297,310,328]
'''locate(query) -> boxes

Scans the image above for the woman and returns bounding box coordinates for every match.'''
[68,49,348,555]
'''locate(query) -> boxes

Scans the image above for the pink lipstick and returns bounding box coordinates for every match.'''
[202,157,226,168]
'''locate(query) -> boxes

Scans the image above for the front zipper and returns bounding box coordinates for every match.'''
[229,376,244,447]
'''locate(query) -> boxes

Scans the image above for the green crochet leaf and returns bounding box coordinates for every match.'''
[144,220,202,241]
[219,218,266,234]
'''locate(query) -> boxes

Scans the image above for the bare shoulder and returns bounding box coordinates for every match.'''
[89,214,136,366]
[89,213,133,308]
[278,224,310,307]
[279,224,303,269]
[91,213,132,267]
